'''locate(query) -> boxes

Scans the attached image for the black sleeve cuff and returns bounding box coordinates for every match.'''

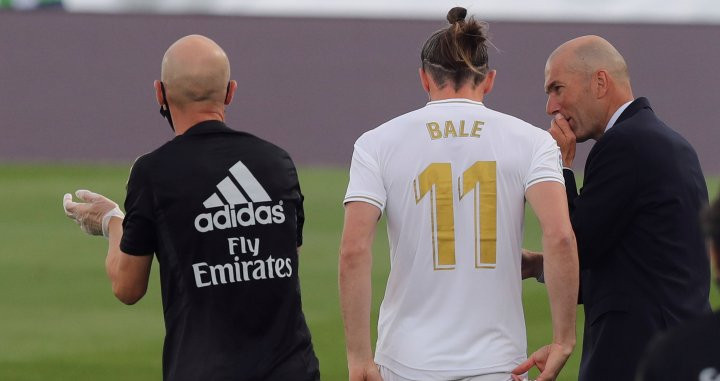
[120,241,154,256]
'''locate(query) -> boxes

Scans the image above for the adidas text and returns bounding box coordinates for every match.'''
[194,202,286,233]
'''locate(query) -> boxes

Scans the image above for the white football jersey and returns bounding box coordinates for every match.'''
[344,98,564,379]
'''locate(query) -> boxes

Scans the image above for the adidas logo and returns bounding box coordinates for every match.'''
[194,160,286,233]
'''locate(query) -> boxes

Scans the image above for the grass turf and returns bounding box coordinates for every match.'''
[0,164,717,380]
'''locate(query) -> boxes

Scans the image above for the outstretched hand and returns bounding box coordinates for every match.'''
[548,113,576,168]
[511,343,573,381]
[63,190,124,237]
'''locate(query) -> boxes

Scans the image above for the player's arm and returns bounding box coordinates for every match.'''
[339,201,382,381]
[105,217,152,305]
[513,181,578,381]
[63,190,152,305]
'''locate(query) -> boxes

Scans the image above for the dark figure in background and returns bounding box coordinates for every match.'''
[636,194,720,380]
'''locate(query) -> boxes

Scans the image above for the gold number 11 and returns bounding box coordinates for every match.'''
[413,162,497,270]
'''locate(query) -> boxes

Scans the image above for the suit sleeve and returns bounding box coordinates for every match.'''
[634,333,676,381]
[563,168,578,214]
[571,133,638,270]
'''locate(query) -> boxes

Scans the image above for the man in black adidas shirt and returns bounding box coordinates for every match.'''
[62,35,319,381]
[635,194,720,381]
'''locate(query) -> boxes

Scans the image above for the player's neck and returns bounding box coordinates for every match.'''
[428,86,485,103]
[171,107,226,136]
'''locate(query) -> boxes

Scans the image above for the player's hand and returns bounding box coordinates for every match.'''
[511,342,573,381]
[63,190,124,237]
[348,359,383,381]
[548,113,576,168]
[521,249,544,281]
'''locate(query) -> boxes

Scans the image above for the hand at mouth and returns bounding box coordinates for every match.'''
[557,113,573,129]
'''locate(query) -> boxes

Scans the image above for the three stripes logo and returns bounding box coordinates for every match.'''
[194,160,286,233]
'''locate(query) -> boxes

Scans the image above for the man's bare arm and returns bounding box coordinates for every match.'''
[338,201,382,381]
[63,190,152,305]
[513,181,578,381]
[105,217,152,305]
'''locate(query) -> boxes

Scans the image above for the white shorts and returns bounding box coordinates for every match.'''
[378,365,514,381]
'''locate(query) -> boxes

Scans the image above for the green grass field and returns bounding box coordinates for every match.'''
[0,164,718,380]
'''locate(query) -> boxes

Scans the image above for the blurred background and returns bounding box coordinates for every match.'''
[1,1,719,380]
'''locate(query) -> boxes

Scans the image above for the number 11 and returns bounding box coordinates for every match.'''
[414,161,497,270]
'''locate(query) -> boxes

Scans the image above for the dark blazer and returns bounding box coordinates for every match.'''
[564,97,711,381]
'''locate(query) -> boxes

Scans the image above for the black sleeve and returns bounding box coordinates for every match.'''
[570,134,638,270]
[120,157,156,256]
[296,186,305,248]
[288,158,304,247]
[563,168,578,214]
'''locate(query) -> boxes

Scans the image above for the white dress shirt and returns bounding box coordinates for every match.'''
[605,100,634,132]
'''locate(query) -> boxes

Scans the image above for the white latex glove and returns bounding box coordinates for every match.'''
[63,190,124,237]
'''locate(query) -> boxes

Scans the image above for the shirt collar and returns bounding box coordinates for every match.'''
[426,98,485,107]
[181,120,235,136]
[605,100,633,132]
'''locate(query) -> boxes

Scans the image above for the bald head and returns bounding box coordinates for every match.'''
[161,35,231,108]
[547,35,630,88]
[544,36,635,142]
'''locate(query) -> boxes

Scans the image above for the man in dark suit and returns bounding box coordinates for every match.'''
[539,35,711,381]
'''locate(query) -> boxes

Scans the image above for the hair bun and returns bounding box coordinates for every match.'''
[447,7,467,24]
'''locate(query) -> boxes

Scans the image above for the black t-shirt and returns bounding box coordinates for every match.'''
[636,311,720,381]
[120,121,319,381]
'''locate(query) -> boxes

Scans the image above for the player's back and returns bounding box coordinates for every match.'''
[345,99,562,378]
[126,121,318,381]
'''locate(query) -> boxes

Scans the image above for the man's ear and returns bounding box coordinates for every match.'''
[483,70,496,95]
[419,67,431,93]
[225,80,238,105]
[594,70,609,98]
[154,80,164,106]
